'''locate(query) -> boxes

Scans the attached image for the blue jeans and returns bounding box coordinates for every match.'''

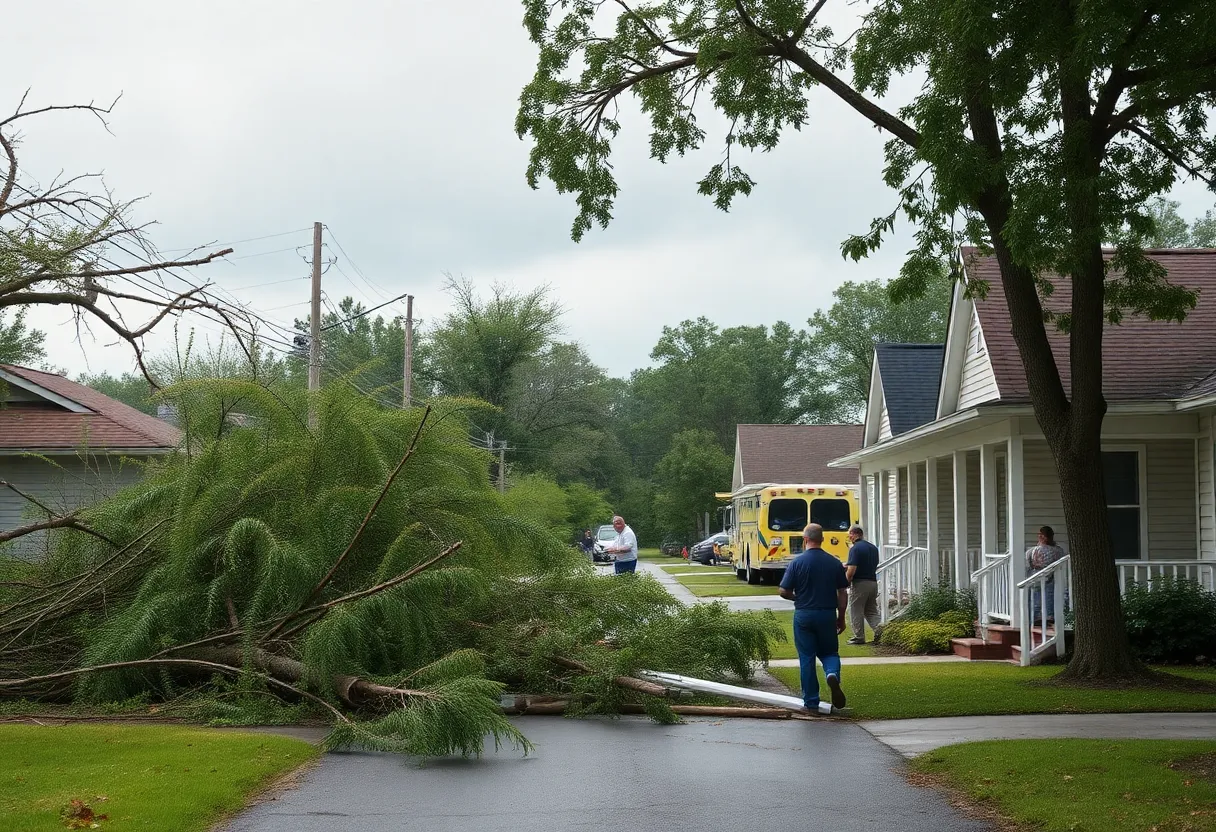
[1030,578,1069,621]
[792,608,842,709]
[614,559,637,574]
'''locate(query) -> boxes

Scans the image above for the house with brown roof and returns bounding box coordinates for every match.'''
[731,424,863,492]
[831,248,1216,664]
[0,364,181,559]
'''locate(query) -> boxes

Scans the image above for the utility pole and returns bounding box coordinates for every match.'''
[402,294,414,408]
[497,441,506,494]
[308,221,323,427]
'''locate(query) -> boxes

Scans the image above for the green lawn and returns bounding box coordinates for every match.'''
[755,610,877,660]
[911,739,1216,832]
[660,564,734,575]
[769,663,1216,720]
[0,723,318,832]
[684,582,784,598]
[673,573,739,585]
[636,547,673,561]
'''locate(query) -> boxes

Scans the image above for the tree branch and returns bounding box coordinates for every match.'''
[1123,122,1216,186]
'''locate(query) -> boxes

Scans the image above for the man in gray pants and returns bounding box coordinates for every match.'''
[845,525,882,645]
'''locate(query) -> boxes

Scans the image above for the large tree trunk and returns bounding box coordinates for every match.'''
[1048,435,1143,681]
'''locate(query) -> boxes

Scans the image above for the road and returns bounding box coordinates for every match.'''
[225,716,990,832]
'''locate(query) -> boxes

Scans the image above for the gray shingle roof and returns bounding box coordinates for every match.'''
[875,343,945,435]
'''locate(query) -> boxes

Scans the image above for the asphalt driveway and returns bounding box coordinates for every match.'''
[225,716,990,831]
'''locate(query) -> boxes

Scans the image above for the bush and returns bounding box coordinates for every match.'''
[904,581,977,621]
[1122,577,1216,664]
[879,617,973,654]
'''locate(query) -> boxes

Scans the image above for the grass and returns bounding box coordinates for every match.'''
[660,564,734,575]
[683,582,783,598]
[769,662,1216,720]
[756,609,877,660]
[636,547,671,561]
[910,739,1216,832]
[0,723,318,832]
[673,573,739,585]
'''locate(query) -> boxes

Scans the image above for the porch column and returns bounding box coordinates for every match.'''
[876,470,889,552]
[1007,434,1026,628]
[980,443,999,556]
[906,464,919,548]
[859,472,871,536]
[953,450,970,589]
[926,457,940,584]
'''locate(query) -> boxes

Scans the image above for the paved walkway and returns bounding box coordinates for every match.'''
[767,655,968,667]
[224,716,990,832]
[635,561,794,611]
[860,712,1216,757]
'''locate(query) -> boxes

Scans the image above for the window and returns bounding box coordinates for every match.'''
[811,498,852,532]
[1102,450,1143,560]
[767,499,808,532]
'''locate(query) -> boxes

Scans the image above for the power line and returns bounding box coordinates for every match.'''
[321,292,411,332]
[323,226,394,301]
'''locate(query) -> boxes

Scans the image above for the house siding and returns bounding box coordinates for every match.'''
[1021,438,1198,560]
[997,454,1008,553]
[0,454,145,560]
[1146,438,1198,560]
[936,457,954,547]
[878,404,893,442]
[1199,412,1215,559]
[913,462,928,546]
[890,467,904,545]
[967,450,982,549]
[957,307,1000,410]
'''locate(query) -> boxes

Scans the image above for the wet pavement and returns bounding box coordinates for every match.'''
[861,711,1216,757]
[224,716,991,832]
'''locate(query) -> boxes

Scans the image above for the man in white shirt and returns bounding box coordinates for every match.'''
[602,515,639,574]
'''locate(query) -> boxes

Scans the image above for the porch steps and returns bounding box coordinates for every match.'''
[950,637,1012,661]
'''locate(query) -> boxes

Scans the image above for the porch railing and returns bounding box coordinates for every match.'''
[1116,560,1216,593]
[940,547,984,583]
[1017,556,1071,666]
[880,544,906,562]
[973,552,1012,638]
[877,546,931,625]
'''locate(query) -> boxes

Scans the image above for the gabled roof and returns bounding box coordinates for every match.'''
[0,364,181,451]
[963,247,1216,402]
[874,344,945,435]
[735,424,863,486]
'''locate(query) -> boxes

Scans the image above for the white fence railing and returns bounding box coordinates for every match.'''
[877,546,931,624]
[880,544,906,562]
[1116,560,1216,593]
[973,552,1012,637]
[1017,556,1071,665]
[940,547,984,585]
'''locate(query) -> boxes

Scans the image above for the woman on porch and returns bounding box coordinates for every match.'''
[1027,526,1067,622]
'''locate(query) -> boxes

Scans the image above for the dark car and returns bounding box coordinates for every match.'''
[688,532,730,565]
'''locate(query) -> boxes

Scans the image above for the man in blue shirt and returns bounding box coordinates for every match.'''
[778,523,849,713]
[845,525,883,645]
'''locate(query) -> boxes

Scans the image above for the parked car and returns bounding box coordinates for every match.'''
[660,538,686,557]
[592,524,618,563]
[689,532,730,565]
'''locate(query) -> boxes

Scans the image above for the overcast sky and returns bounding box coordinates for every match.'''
[9,1,1214,381]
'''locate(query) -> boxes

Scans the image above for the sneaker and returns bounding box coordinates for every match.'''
[825,673,847,710]
[846,638,865,645]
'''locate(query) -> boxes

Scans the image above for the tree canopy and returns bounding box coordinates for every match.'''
[517,0,1216,680]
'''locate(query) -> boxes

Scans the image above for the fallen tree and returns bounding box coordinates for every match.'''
[0,381,782,756]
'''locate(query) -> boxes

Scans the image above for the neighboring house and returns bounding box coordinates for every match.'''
[731,423,864,491]
[0,364,182,559]
[830,248,1216,663]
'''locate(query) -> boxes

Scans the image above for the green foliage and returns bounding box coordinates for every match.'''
[0,307,47,367]
[878,616,973,654]
[1121,578,1216,664]
[77,370,157,414]
[804,271,951,420]
[1141,198,1216,249]
[903,581,977,622]
[293,296,407,400]
[653,428,732,539]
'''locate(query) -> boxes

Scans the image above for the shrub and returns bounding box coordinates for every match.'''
[1121,577,1216,664]
[904,581,977,621]
[878,612,973,654]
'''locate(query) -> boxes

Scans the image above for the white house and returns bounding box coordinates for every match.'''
[829,248,1216,664]
[0,364,181,559]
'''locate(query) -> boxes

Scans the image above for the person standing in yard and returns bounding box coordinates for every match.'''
[845,525,882,645]
[778,523,849,714]
[602,515,638,574]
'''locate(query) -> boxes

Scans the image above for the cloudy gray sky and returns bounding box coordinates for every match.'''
[10,1,1213,381]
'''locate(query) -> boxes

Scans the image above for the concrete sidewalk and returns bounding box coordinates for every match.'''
[860,711,1216,757]
[636,561,795,611]
[767,655,969,667]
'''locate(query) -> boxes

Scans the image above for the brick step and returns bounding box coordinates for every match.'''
[982,624,1021,646]
[951,637,1013,661]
